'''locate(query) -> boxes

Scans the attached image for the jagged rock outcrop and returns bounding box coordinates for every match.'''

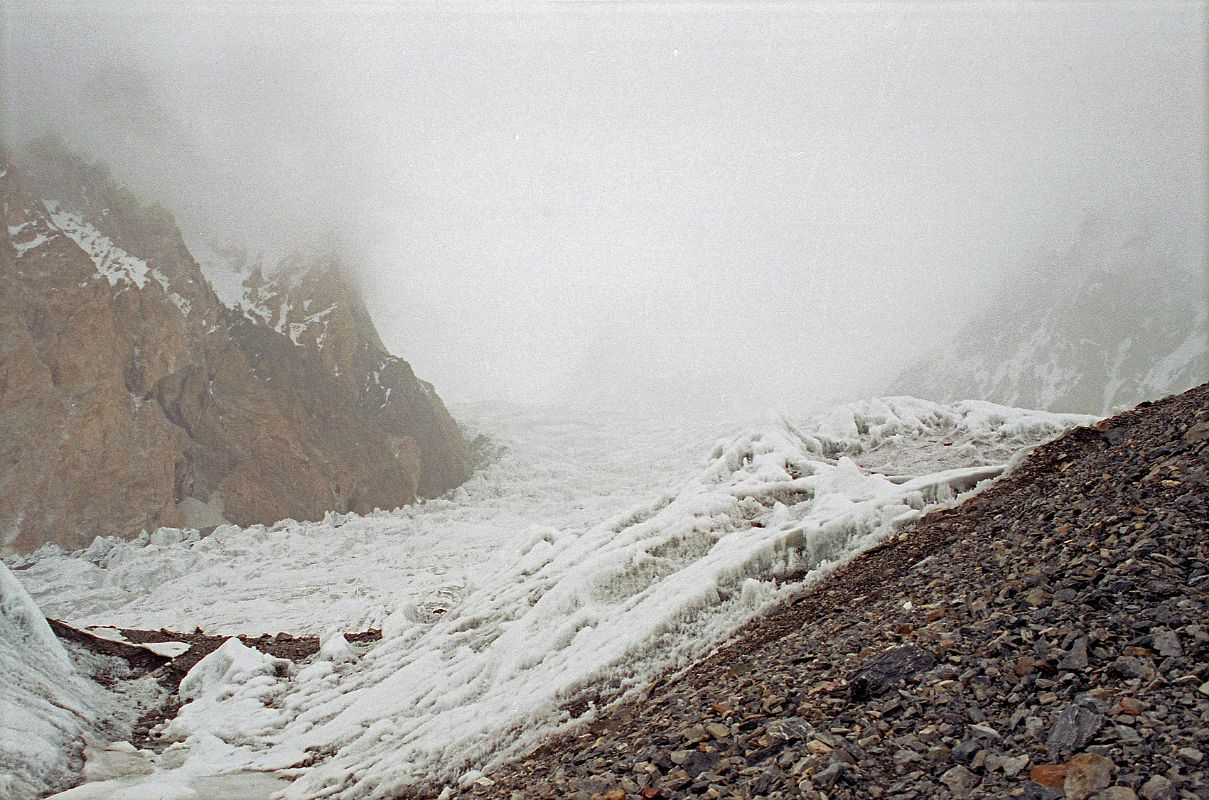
[230,257,469,497]
[1,139,469,553]
[893,215,1207,415]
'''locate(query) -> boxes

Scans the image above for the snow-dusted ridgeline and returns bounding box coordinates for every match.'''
[190,244,342,351]
[43,202,195,316]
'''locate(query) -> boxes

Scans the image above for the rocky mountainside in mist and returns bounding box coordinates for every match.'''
[0,139,470,554]
[893,217,1207,415]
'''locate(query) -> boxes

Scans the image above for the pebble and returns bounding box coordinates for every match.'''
[939,765,979,796]
[1062,753,1113,800]
[1139,775,1176,800]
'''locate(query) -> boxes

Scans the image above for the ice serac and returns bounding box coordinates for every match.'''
[0,138,470,554]
[0,561,96,799]
[893,214,1208,415]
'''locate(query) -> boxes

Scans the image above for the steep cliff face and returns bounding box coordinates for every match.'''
[892,217,1207,415]
[1,141,470,553]
[226,258,470,497]
[1,154,189,551]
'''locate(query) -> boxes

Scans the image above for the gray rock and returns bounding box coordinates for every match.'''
[1058,637,1090,670]
[683,750,719,778]
[1047,697,1105,756]
[766,716,812,742]
[1151,630,1181,657]
[940,765,980,796]
[951,739,980,763]
[811,762,846,789]
[1001,754,1030,777]
[1018,783,1063,800]
[967,723,1001,740]
[1175,747,1202,765]
[849,645,936,700]
[1112,656,1148,680]
[1139,775,1176,800]
[1184,420,1209,443]
[670,749,693,765]
[1025,716,1046,741]
[1114,725,1142,745]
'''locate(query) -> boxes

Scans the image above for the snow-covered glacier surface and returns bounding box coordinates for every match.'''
[8,398,1095,799]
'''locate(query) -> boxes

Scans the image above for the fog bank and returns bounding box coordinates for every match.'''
[4,1,1206,416]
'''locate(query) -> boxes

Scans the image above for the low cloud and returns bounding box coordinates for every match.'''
[4,1,1206,415]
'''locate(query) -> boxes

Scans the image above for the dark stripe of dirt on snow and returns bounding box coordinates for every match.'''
[51,619,382,749]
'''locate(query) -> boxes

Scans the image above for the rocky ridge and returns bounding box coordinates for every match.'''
[1,138,470,553]
[450,383,1209,800]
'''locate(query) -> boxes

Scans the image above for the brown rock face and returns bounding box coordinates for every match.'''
[237,257,470,497]
[1,140,470,553]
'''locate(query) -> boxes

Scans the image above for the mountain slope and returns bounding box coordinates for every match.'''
[1,152,191,549]
[1,140,470,553]
[893,216,1207,414]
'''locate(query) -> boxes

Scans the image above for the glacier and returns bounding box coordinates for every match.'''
[4,398,1096,799]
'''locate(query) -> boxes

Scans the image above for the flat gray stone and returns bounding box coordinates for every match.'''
[1047,697,1105,757]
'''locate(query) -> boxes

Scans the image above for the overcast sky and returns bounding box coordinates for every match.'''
[4,1,1206,416]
